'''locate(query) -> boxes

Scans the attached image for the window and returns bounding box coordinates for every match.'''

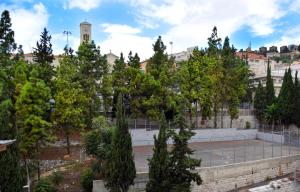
[83,34,89,41]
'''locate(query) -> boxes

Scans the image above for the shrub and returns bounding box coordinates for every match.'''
[245,121,251,129]
[80,168,94,192]
[50,170,64,186]
[33,179,55,192]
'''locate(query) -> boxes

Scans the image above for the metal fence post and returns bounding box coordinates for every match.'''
[272,125,274,158]
[263,126,265,159]
[289,128,291,156]
[233,137,236,163]
[281,125,283,157]
[210,136,212,167]
[244,135,246,162]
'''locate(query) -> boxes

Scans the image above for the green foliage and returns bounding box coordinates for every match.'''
[33,28,55,88]
[168,107,202,191]
[50,170,64,186]
[146,113,170,192]
[265,60,275,107]
[53,54,87,154]
[292,72,300,126]
[33,179,56,192]
[105,94,136,192]
[16,69,52,156]
[81,168,94,192]
[84,118,112,160]
[77,41,108,127]
[0,10,22,191]
[254,82,266,122]
[277,68,294,125]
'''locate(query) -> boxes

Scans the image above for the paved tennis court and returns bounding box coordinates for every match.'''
[133,139,300,172]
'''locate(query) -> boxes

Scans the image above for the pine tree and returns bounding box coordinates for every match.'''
[53,54,88,154]
[146,112,170,192]
[105,94,136,192]
[128,51,141,69]
[0,10,22,191]
[265,59,275,107]
[16,68,53,179]
[33,28,55,87]
[168,107,202,191]
[77,41,108,128]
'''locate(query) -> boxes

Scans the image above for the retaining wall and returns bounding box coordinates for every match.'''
[131,128,258,146]
[93,155,300,192]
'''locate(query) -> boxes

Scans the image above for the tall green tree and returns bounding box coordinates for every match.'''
[105,94,136,192]
[53,54,87,154]
[146,112,170,192]
[16,68,53,179]
[277,68,294,125]
[265,59,275,107]
[33,28,55,87]
[207,27,223,128]
[0,10,22,192]
[143,36,176,120]
[292,72,300,126]
[77,41,108,127]
[254,82,266,123]
[168,107,202,191]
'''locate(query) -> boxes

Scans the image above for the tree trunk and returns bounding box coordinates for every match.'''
[230,118,233,128]
[220,105,224,128]
[189,105,192,128]
[66,133,70,155]
[195,101,198,129]
[36,143,40,180]
[214,106,217,128]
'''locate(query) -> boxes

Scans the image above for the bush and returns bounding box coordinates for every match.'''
[92,116,109,130]
[33,179,55,192]
[50,170,64,186]
[80,168,94,192]
[245,121,251,129]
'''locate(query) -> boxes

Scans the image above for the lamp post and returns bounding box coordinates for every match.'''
[63,30,72,48]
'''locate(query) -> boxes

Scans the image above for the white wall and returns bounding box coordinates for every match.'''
[257,132,285,144]
[130,128,258,146]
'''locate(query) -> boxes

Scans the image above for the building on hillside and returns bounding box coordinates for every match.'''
[22,53,60,67]
[171,46,196,63]
[140,60,148,73]
[105,52,119,73]
[80,21,92,43]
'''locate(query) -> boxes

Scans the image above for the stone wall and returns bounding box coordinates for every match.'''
[93,155,300,192]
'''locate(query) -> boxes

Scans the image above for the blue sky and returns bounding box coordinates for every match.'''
[1,0,300,59]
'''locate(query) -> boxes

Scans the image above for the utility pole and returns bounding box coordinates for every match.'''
[63,30,72,48]
[169,41,173,56]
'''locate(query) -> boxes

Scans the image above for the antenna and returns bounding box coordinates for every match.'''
[63,30,72,48]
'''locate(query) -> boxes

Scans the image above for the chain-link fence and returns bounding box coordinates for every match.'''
[134,128,300,172]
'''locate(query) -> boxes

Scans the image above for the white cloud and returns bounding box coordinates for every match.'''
[101,23,141,34]
[117,0,286,53]
[265,26,300,47]
[51,33,80,55]
[100,23,154,60]
[64,0,101,11]
[0,3,49,53]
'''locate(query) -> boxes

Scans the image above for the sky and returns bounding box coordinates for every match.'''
[1,0,300,60]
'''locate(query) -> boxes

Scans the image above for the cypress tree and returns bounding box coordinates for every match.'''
[254,82,266,122]
[293,71,300,126]
[168,107,202,191]
[265,59,275,107]
[105,94,136,192]
[146,112,170,192]
[277,68,294,125]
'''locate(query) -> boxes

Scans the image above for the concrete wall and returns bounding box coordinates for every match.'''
[130,128,258,146]
[257,132,285,144]
[93,155,300,192]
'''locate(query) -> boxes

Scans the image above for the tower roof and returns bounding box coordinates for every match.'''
[80,21,91,25]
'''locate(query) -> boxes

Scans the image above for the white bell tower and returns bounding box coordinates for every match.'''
[80,21,91,43]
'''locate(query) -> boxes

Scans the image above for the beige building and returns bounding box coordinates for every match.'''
[80,21,92,43]
[105,52,119,72]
